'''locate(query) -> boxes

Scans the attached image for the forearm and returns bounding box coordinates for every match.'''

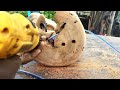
[0,55,22,79]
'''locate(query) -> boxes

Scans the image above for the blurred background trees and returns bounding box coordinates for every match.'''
[7,11,120,37]
[88,11,116,36]
[76,11,120,37]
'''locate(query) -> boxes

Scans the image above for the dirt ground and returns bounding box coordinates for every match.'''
[15,34,120,79]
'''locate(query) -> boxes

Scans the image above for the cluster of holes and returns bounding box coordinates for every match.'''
[61,40,76,46]
[57,12,79,48]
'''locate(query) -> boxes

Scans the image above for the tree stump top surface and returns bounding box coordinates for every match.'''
[15,34,120,79]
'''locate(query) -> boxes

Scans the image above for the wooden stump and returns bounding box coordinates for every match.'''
[35,11,86,66]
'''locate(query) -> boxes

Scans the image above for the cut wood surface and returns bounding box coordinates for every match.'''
[15,34,120,79]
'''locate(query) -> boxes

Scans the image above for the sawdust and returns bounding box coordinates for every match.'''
[16,34,120,79]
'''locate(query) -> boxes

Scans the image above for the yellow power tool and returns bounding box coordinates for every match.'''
[0,11,40,59]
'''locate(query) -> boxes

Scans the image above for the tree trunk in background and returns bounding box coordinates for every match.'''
[88,11,105,33]
[107,11,116,36]
[88,11,116,36]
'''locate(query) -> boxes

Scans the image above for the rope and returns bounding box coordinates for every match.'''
[17,69,44,79]
[85,29,120,55]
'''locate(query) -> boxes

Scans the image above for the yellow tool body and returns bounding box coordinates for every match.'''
[0,11,40,59]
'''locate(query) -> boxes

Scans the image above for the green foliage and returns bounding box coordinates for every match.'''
[41,11,55,20]
[8,11,28,17]
[18,11,28,17]
[8,11,55,19]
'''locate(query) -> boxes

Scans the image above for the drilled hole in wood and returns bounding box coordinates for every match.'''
[26,24,30,29]
[70,13,73,15]
[72,40,76,43]
[61,43,65,46]
[2,28,9,34]
[74,20,77,23]
[60,23,66,30]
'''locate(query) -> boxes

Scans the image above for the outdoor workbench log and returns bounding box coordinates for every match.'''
[15,34,120,79]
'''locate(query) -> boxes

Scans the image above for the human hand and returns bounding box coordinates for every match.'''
[20,33,51,64]
[20,49,41,65]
